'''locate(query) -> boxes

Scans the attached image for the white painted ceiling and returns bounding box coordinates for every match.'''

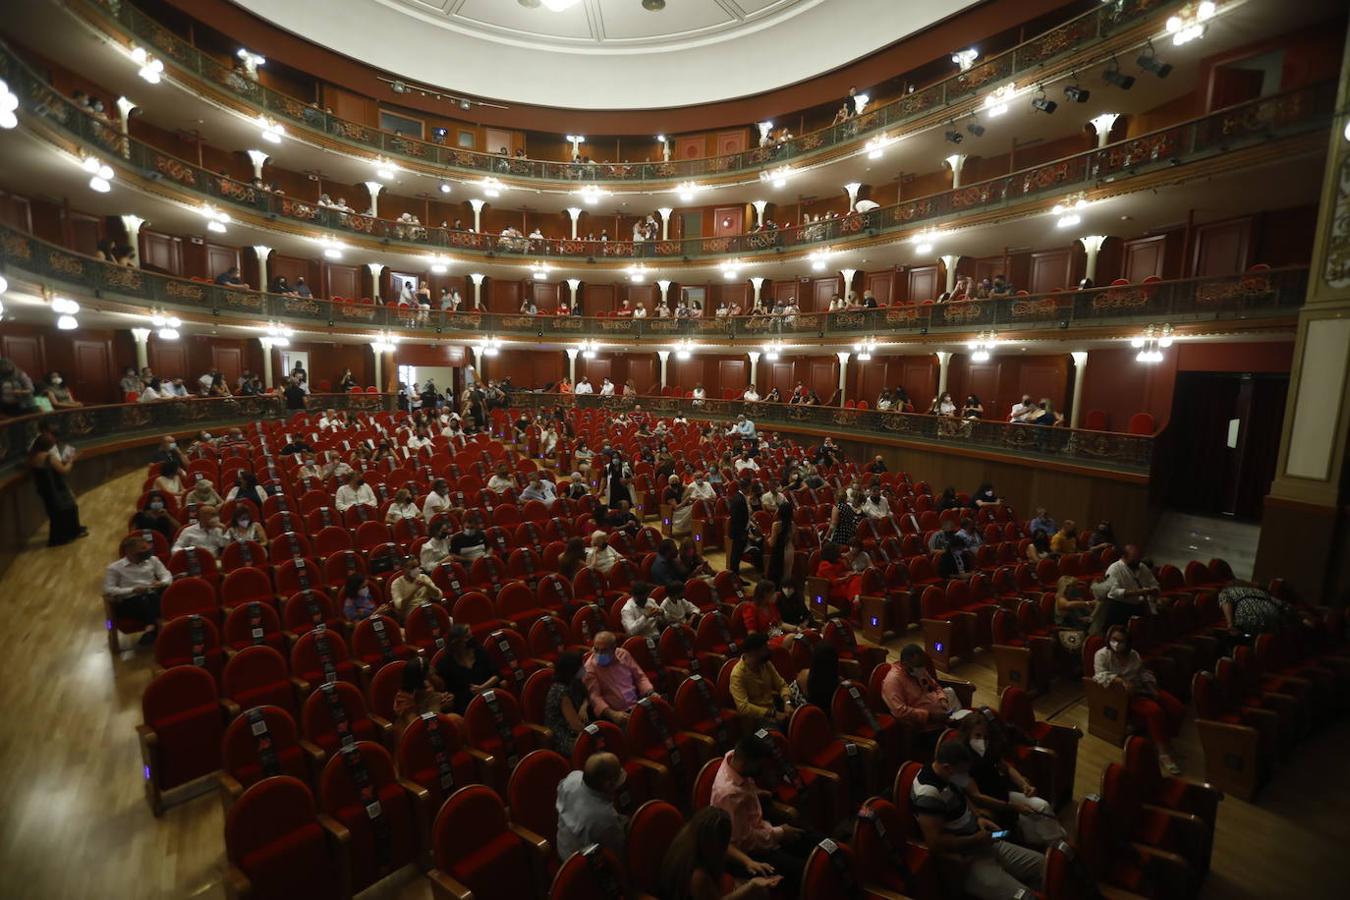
[231,0,979,109]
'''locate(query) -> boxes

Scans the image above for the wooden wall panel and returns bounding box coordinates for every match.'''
[765,361,795,395]
[147,338,187,379]
[69,214,102,257]
[1192,218,1251,276]
[973,256,1004,283]
[1029,249,1072,293]
[584,283,615,314]
[1,335,44,379]
[907,266,939,302]
[718,360,749,398]
[809,360,837,402]
[325,263,361,299]
[71,339,115,404]
[865,271,893,305]
[0,189,32,233]
[812,278,836,311]
[270,254,317,291]
[716,130,748,156]
[210,346,244,386]
[140,230,183,275]
[675,136,704,160]
[530,282,560,313]
[488,280,521,314]
[902,357,938,408]
[1122,235,1166,282]
[204,243,240,280]
[627,356,657,393]
[713,207,744,238]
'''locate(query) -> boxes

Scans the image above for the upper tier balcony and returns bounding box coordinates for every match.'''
[73,0,1198,187]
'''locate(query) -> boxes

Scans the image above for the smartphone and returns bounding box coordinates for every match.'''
[990,830,1010,841]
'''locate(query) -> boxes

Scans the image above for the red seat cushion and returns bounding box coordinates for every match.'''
[155,702,224,788]
[450,830,535,900]
[331,783,416,890]
[240,823,339,897]
[231,745,310,790]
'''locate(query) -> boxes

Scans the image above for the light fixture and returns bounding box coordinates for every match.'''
[576,184,606,205]
[808,249,832,272]
[57,315,78,331]
[429,255,450,275]
[371,157,397,181]
[759,166,793,188]
[157,327,180,340]
[478,336,503,357]
[256,115,284,144]
[675,339,694,361]
[317,237,345,260]
[580,339,600,360]
[480,177,503,198]
[0,79,17,130]
[1102,58,1136,90]
[236,48,266,69]
[150,311,182,330]
[130,47,164,84]
[0,273,7,295]
[627,264,648,284]
[264,321,293,347]
[720,260,742,281]
[1167,1,1216,46]
[438,181,452,194]
[1052,196,1089,228]
[951,48,979,71]
[1030,87,1057,115]
[1132,324,1174,363]
[982,83,1016,117]
[542,0,582,11]
[763,340,783,362]
[966,119,985,138]
[201,206,230,234]
[81,156,114,193]
[531,262,552,281]
[565,133,586,144]
[911,229,940,255]
[674,181,701,202]
[1064,82,1091,103]
[371,330,400,354]
[1137,42,1173,78]
[944,126,964,145]
[865,135,895,159]
[52,297,80,315]
[852,338,878,362]
[967,331,997,363]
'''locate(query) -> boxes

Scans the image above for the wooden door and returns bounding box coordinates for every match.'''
[627,356,657,394]
[1029,250,1072,293]
[907,266,939,302]
[718,359,748,397]
[713,207,744,238]
[205,243,240,281]
[69,214,102,257]
[812,278,836,311]
[865,271,893,305]
[211,346,243,386]
[140,230,183,275]
[809,360,837,402]
[1122,235,1166,282]
[149,339,187,378]
[1192,219,1251,276]
[325,263,360,299]
[72,339,114,404]
[1,334,43,378]
[766,361,794,395]
[531,282,560,313]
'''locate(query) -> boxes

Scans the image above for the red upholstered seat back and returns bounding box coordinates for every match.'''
[506,749,570,845]
[221,705,309,790]
[142,666,224,789]
[626,800,683,895]
[434,785,535,900]
[226,776,340,899]
[552,845,626,900]
[301,680,377,754]
[396,712,477,811]
[223,645,296,717]
[319,742,417,891]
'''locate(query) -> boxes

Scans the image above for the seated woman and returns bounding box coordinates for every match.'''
[812,542,860,610]
[1026,530,1052,563]
[672,473,715,537]
[225,504,268,549]
[556,536,588,580]
[1053,575,1095,656]
[544,651,590,757]
[955,710,1066,847]
[384,488,422,524]
[184,477,223,511]
[799,643,839,714]
[660,807,781,900]
[434,624,500,715]
[340,575,384,624]
[962,394,984,420]
[1094,625,1184,774]
[391,657,451,738]
[132,490,181,541]
[740,580,805,651]
[678,538,714,580]
[42,372,82,409]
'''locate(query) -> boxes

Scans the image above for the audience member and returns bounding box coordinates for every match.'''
[1093,625,1183,774]
[103,535,170,644]
[583,631,654,725]
[555,752,627,860]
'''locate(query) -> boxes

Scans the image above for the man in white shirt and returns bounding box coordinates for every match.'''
[659,580,701,625]
[734,454,760,473]
[861,489,892,519]
[420,522,455,569]
[165,378,190,398]
[104,534,171,641]
[520,472,557,508]
[760,485,787,513]
[743,386,761,402]
[1099,545,1162,631]
[574,377,594,395]
[620,582,662,639]
[587,530,623,574]
[335,472,377,512]
[172,505,228,557]
[423,479,452,523]
[487,465,516,494]
[318,409,343,431]
[555,753,627,861]
[1008,395,1034,423]
[599,378,616,397]
[691,385,706,406]
[727,415,757,440]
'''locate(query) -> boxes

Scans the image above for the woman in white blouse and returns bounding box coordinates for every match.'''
[1093,625,1185,774]
[384,488,422,524]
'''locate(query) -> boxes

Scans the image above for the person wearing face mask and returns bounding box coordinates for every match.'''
[42,371,82,409]
[1053,575,1095,655]
[389,556,442,622]
[152,458,187,502]
[659,580,701,626]
[741,581,804,652]
[487,464,515,494]
[434,624,498,715]
[956,710,1065,847]
[620,581,665,639]
[104,535,173,644]
[132,490,181,540]
[153,435,187,470]
[1095,626,1184,774]
[450,514,489,563]
[226,505,268,549]
[729,633,793,731]
[172,504,228,558]
[420,523,455,569]
[423,478,452,523]
[184,477,224,511]
[882,644,961,751]
[335,471,377,512]
[340,574,381,623]
[672,471,715,536]
[826,488,863,546]
[519,472,557,508]
[384,488,422,524]
[911,740,1046,899]
[120,367,143,398]
[860,485,891,519]
[1098,544,1162,632]
[583,631,654,726]
[556,752,629,861]
[587,530,623,575]
[936,532,973,581]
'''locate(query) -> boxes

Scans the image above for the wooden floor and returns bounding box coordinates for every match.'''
[1,468,1347,899]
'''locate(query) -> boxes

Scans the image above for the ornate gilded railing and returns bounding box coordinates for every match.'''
[77,0,1191,185]
[4,33,1333,265]
[508,393,1156,475]
[0,221,1308,338]
[0,391,396,478]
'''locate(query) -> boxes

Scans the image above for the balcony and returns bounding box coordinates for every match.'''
[75,0,1193,186]
[6,28,1333,267]
[0,218,1307,342]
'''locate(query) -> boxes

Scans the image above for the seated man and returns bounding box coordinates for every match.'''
[555,752,628,861]
[388,556,443,622]
[711,732,819,891]
[1049,520,1078,555]
[619,581,662,639]
[172,504,228,557]
[729,633,791,731]
[334,472,376,512]
[882,644,960,751]
[659,580,701,625]
[449,513,489,563]
[104,535,171,644]
[911,741,1045,900]
[582,631,654,726]
[519,472,557,508]
[486,465,516,494]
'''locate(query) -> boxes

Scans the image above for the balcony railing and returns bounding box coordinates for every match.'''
[510,393,1156,475]
[0,220,1308,339]
[77,0,1191,185]
[5,32,1333,266]
[0,220,1308,338]
[0,391,396,477]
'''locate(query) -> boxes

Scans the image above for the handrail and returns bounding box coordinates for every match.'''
[0,391,397,477]
[509,393,1156,475]
[76,0,1192,185]
[4,34,1333,265]
[0,220,1308,339]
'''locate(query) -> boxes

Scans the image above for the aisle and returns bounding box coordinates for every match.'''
[0,470,1344,898]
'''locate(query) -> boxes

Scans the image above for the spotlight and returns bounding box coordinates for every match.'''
[438,182,452,194]
[944,128,964,145]
[1137,44,1172,79]
[1102,60,1136,90]
[966,120,985,138]
[1031,89,1057,115]
[1064,84,1090,103]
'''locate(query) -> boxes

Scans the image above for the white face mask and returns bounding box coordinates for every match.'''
[51,376,63,385]
[1109,640,1125,652]
[969,738,987,757]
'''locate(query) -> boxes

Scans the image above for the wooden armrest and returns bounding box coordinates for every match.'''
[797,763,841,784]
[400,777,431,804]
[222,864,252,900]
[937,675,975,707]
[219,697,242,721]
[630,757,670,778]
[216,772,244,807]
[1131,842,1190,868]
[510,823,551,858]
[1141,803,1206,831]
[428,868,476,900]
[289,675,311,695]
[299,738,327,768]
[318,813,351,845]
[523,722,553,744]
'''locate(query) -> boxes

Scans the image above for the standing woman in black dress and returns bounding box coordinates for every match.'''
[27,426,86,546]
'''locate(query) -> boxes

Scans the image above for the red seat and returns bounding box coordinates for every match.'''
[673,674,740,756]
[851,797,938,899]
[218,705,313,804]
[290,628,365,693]
[281,590,345,640]
[222,645,300,719]
[405,601,454,654]
[138,666,227,815]
[221,566,276,613]
[832,679,904,776]
[169,546,219,583]
[274,557,324,599]
[571,720,660,814]
[1075,793,1190,898]
[302,681,389,759]
[396,711,488,813]
[351,614,415,672]
[627,695,710,803]
[224,776,342,899]
[318,742,422,892]
[506,748,571,848]
[495,580,548,631]
[428,784,547,900]
[154,613,225,683]
[269,531,314,564]
[222,600,286,654]
[1100,763,1207,887]
[220,540,268,574]
[1128,412,1156,435]
[462,689,545,778]
[453,592,511,640]
[625,800,683,897]
[161,575,221,624]
[552,844,627,900]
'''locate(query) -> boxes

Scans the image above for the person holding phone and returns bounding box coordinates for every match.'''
[910,741,1045,899]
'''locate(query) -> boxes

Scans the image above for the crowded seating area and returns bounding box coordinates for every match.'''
[108,399,1348,899]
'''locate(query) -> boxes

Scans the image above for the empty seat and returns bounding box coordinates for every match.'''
[302,680,389,760]
[318,741,424,893]
[154,613,225,683]
[506,748,571,848]
[218,705,314,806]
[224,776,343,900]
[396,711,489,813]
[138,665,227,815]
[428,784,549,900]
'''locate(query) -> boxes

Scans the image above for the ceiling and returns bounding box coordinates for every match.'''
[230,0,979,109]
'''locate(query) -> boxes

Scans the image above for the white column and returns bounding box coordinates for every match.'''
[1089,113,1120,149]
[471,345,485,379]
[566,278,580,311]
[130,328,151,370]
[840,268,856,299]
[836,351,851,405]
[366,262,383,301]
[566,348,579,383]
[469,199,486,232]
[1069,351,1088,429]
[748,351,760,387]
[469,272,486,308]
[115,97,137,158]
[751,200,768,228]
[371,344,384,392]
[363,181,384,217]
[259,338,275,388]
[120,215,145,267]
[749,277,765,306]
[566,135,584,158]
[657,349,670,388]
[1079,235,1108,282]
[253,245,271,292]
[246,149,270,181]
[844,182,861,212]
[566,207,582,239]
[657,208,673,241]
[935,350,951,396]
[945,154,966,188]
[657,280,671,310]
[940,255,960,292]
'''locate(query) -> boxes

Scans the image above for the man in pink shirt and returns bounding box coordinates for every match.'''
[709,733,818,890]
[882,644,961,752]
[582,630,654,726]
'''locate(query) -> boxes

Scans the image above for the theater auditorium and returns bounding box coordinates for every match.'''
[0,0,1348,897]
